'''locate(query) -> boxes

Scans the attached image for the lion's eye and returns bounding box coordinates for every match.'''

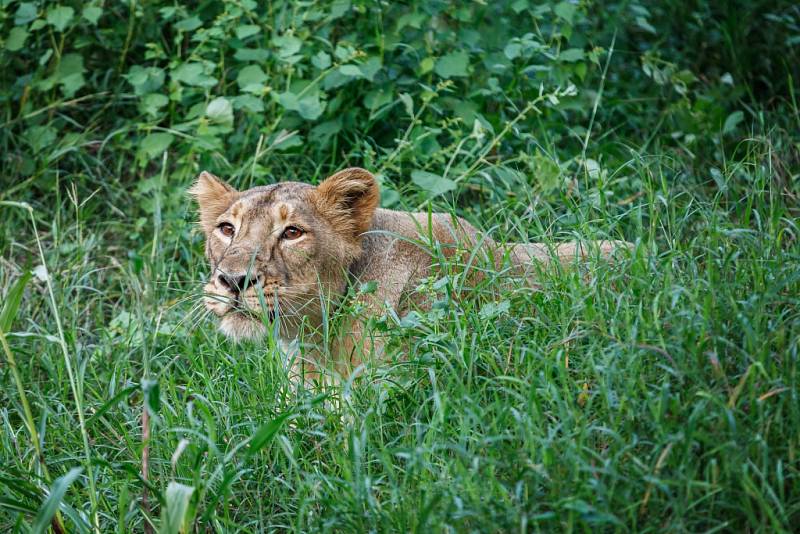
[281,226,304,240]
[218,223,235,238]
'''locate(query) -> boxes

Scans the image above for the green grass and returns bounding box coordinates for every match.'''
[1,0,800,532]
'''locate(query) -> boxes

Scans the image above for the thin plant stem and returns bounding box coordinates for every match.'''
[3,200,101,533]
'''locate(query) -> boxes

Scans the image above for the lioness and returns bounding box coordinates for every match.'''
[191,167,629,378]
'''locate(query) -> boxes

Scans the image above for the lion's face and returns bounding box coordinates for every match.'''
[190,168,378,341]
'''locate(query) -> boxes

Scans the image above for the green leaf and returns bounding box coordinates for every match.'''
[359,57,382,81]
[330,0,350,19]
[247,412,293,457]
[233,48,270,62]
[206,97,233,126]
[6,27,29,51]
[236,65,268,93]
[32,467,83,534]
[399,93,414,117]
[172,63,216,88]
[635,16,656,34]
[139,93,169,117]
[56,53,86,97]
[0,270,32,332]
[339,64,362,78]
[723,111,744,135]
[24,125,57,152]
[504,42,522,60]
[85,385,138,428]
[272,34,302,59]
[160,482,195,534]
[235,24,260,39]
[142,378,160,416]
[479,300,510,320]
[312,51,331,70]
[126,66,165,96]
[298,97,325,120]
[47,6,74,32]
[174,16,202,32]
[232,94,264,113]
[559,48,585,62]
[411,170,457,198]
[14,3,38,26]
[435,51,469,78]
[139,133,174,160]
[554,1,576,23]
[276,92,325,120]
[82,6,102,25]
[268,130,303,151]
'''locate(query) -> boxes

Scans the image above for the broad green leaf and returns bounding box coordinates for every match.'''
[411,170,457,198]
[330,0,350,19]
[554,1,577,23]
[82,5,102,25]
[268,130,303,151]
[24,125,57,152]
[47,6,74,32]
[234,48,270,62]
[636,16,656,34]
[276,92,325,120]
[126,66,165,95]
[272,34,302,59]
[504,42,522,60]
[276,91,299,111]
[32,467,83,534]
[359,57,382,80]
[139,93,169,116]
[6,28,29,51]
[139,133,174,160]
[511,0,528,13]
[232,94,264,113]
[312,51,331,70]
[399,93,414,116]
[160,482,195,534]
[172,63,216,88]
[479,300,510,320]
[142,378,160,416]
[435,51,469,78]
[723,111,744,135]
[235,24,260,39]
[236,65,267,93]
[297,95,325,120]
[247,412,293,456]
[0,269,32,332]
[339,64,362,78]
[559,48,585,62]
[174,16,202,32]
[15,3,38,25]
[310,119,342,144]
[56,53,86,97]
[206,97,233,125]
[419,56,435,74]
[364,88,392,111]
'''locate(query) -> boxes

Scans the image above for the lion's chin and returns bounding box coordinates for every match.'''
[219,312,267,342]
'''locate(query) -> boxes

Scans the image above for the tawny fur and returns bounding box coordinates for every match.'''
[190,168,631,380]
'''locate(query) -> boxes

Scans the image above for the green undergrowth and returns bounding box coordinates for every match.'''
[1,0,799,532]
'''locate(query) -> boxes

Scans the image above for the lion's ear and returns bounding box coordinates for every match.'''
[315,167,379,238]
[188,171,238,232]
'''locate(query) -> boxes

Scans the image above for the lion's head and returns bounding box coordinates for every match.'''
[189,168,379,341]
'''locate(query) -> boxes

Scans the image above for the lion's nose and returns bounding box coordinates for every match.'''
[217,272,259,293]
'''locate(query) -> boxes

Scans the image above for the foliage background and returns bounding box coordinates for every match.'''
[1,0,799,531]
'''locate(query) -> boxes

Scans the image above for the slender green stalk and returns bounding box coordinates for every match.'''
[11,202,100,533]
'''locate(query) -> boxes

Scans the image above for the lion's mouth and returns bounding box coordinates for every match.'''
[225,306,276,323]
